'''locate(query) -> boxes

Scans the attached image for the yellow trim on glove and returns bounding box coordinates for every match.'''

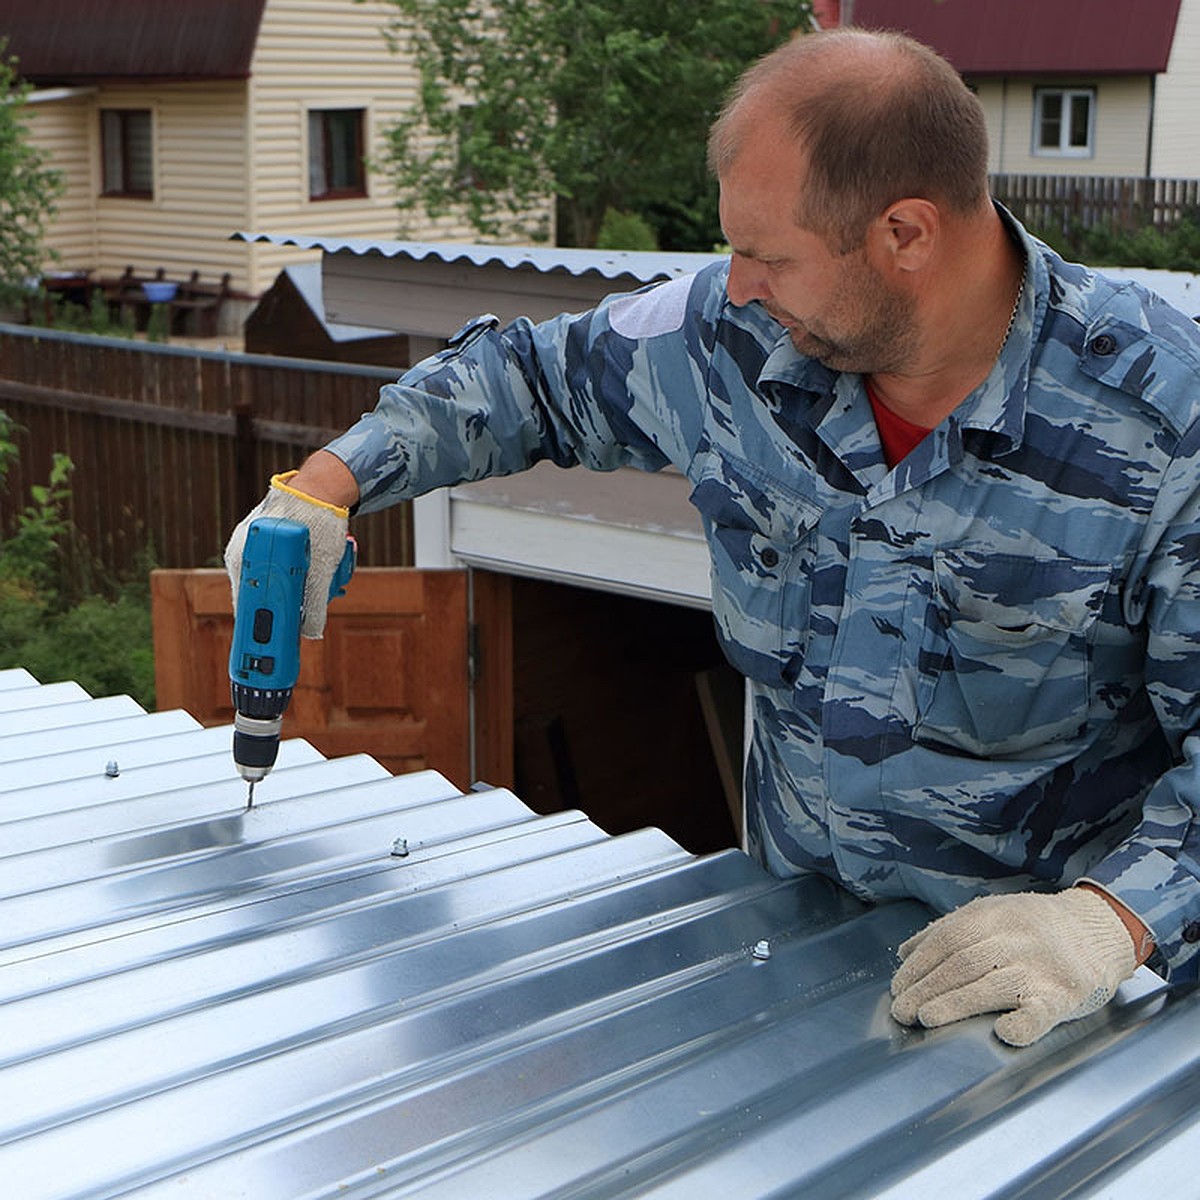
[270,471,350,519]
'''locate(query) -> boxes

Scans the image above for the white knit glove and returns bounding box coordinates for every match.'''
[224,471,350,638]
[890,889,1138,1047]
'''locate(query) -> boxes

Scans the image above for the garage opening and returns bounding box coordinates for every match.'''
[502,574,743,856]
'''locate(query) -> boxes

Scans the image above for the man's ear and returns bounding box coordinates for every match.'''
[872,198,938,271]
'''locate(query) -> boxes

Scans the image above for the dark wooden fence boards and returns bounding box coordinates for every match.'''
[0,324,414,578]
[991,174,1200,240]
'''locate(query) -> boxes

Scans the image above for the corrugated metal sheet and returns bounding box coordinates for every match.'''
[851,0,1182,76]
[235,232,728,285]
[2,666,1198,1199]
[0,0,267,83]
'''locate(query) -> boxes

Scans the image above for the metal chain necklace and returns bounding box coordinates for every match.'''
[999,258,1027,356]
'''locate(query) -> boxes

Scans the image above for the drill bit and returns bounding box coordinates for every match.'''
[246,780,256,811]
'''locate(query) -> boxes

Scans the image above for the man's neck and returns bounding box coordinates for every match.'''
[868,214,1025,429]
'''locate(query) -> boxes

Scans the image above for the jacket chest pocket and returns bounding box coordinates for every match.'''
[915,548,1112,758]
[691,459,822,686]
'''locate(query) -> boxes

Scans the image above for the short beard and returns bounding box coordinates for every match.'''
[779,257,919,376]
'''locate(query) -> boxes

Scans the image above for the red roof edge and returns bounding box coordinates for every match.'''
[847,0,1181,76]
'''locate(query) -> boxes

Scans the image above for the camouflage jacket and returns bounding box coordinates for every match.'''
[326,217,1200,980]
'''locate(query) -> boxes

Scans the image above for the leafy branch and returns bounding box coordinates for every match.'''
[368,0,806,248]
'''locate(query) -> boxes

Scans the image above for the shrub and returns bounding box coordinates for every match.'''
[0,410,155,707]
[596,208,660,252]
[1034,213,1200,273]
[12,592,155,705]
[0,572,45,653]
[0,450,74,596]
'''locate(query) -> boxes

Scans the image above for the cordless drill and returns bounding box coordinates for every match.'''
[229,516,355,808]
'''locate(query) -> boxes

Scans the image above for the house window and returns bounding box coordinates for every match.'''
[309,109,366,199]
[101,109,153,197]
[1033,87,1094,157]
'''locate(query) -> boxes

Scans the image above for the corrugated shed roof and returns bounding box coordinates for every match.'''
[850,0,1182,75]
[0,0,268,83]
[235,231,728,284]
[1,666,1198,1198]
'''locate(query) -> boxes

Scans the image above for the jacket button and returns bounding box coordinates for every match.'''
[1183,920,1200,944]
[760,547,780,568]
[1090,333,1119,356]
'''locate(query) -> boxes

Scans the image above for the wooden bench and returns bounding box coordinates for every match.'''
[101,266,169,330]
[98,268,233,337]
[169,271,233,338]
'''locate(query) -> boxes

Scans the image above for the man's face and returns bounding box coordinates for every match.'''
[718,126,917,376]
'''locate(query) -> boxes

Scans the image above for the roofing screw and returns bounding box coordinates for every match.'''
[752,939,771,961]
[105,760,120,778]
[390,837,410,858]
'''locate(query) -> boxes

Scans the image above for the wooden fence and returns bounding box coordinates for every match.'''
[0,323,414,579]
[990,173,1200,239]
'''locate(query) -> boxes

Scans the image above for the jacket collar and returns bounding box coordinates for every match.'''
[752,202,1046,463]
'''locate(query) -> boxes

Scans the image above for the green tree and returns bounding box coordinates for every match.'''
[370,0,807,249]
[0,40,63,306]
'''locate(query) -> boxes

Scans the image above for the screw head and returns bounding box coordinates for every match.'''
[390,837,410,858]
[752,939,771,961]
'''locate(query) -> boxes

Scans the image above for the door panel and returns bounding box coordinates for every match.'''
[152,567,471,786]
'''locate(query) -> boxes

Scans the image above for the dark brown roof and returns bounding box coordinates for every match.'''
[0,0,269,83]
[850,0,1182,76]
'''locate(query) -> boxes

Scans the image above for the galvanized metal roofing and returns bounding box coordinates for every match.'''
[851,0,1182,76]
[0,0,267,83]
[236,231,728,284]
[2,665,1198,1198]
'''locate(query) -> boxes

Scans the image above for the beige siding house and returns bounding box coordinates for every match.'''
[972,77,1157,179]
[823,0,1191,180]
[1150,0,1200,177]
[6,0,527,306]
[23,88,95,267]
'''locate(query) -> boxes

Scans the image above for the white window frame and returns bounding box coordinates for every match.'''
[1032,86,1095,158]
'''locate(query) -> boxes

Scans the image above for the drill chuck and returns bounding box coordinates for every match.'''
[232,711,285,783]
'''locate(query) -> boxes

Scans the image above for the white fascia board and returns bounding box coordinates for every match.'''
[450,501,711,608]
[445,464,711,608]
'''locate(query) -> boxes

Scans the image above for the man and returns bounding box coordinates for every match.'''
[227,29,1200,1046]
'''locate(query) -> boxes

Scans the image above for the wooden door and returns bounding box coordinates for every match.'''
[152,567,476,787]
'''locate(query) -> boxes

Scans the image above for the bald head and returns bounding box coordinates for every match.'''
[709,29,990,252]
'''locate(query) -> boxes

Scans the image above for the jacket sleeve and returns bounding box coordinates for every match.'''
[1082,418,1200,980]
[322,266,728,515]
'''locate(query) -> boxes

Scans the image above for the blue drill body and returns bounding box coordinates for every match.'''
[229,516,354,803]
